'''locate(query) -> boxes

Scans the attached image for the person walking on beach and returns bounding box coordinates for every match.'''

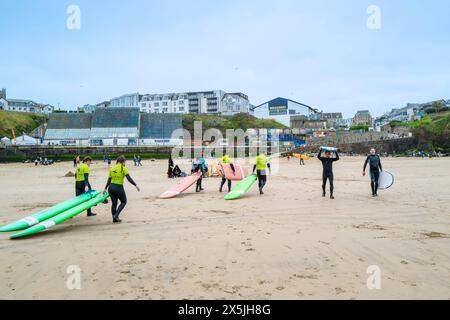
[318,148,339,199]
[252,153,271,195]
[219,152,235,192]
[363,147,383,197]
[299,155,305,166]
[103,156,140,223]
[75,156,96,217]
[192,157,204,192]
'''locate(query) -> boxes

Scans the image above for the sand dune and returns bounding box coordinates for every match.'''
[0,156,449,299]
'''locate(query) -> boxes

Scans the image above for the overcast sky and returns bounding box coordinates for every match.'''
[1,0,449,117]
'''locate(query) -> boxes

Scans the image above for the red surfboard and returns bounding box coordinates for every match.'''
[220,164,249,181]
[159,172,202,199]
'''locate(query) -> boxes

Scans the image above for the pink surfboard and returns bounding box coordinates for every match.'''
[159,172,202,199]
[220,164,249,181]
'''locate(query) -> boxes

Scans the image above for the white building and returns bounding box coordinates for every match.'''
[0,89,54,114]
[374,104,420,131]
[110,93,141,108]
[0,98,53,114]
[139,90,250,115]
[13,134,39,146]
[252,97,317,127]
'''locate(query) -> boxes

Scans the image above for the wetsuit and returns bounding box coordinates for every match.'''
[253,154,270,193]
[192,163,203,192]
[364,154,383,195]
[219,155,234,192]
[105,164,137,220]
[75,163,93,216]
[318,151,340,197]
[168,157,174,178]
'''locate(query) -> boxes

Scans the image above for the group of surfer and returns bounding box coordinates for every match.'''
[72,147,382,223]
[317,147,383,199]
[74,155,140,223]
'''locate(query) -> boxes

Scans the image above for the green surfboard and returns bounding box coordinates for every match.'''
[0,190,101,232]
[224,174,258,200]
[10,193,109,239]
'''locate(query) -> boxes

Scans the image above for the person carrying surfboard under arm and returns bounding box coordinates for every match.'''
[363,147,383,197]
[75,156,96,217]
[252,153,271,195]
[103,156,140,223]
[318,148,340,199]
[219,152,235,192]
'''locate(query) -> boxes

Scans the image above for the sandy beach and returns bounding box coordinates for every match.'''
[0,156,449,300]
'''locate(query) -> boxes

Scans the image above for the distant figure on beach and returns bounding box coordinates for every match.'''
[107,155,112,166]
[318,148,339,199]
[73,155,80,168]
[252,153,271,195]
[168,155,174,178]
[137,155,142,166]
[219,152,234,193]
[173,165,182,178]
[192,157,204,192]
[104,156,140,223]
[75,156,96,217]
[363,147,383,197]
[299,155,305,166]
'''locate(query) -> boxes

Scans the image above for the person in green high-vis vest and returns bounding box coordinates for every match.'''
[219,152,235,192]
[252,153,271,195]
[75,156,96,217]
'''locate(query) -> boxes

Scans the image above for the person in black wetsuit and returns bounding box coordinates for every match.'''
[363,148,383,197]
[168,155,174,178]
[191,158,204,192]
[317,149,340,199]
[103,156,140,223]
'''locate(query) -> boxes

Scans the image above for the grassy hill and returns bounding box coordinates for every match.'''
[0,111,48,138]
[182,113,287,134]
[390,112,450,152]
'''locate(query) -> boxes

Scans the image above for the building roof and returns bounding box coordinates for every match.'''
[92,107,140,128]
[46,113,93,129]
[252,97,317,113]
[45,129,91,140]
[139,113,182,139]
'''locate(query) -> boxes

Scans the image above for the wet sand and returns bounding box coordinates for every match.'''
[0,156,449,300]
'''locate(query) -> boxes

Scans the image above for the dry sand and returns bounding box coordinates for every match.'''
[0,156,449,300]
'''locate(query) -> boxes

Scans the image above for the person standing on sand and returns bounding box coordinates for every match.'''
[73,155,80,168]
[299,155,305,166]
[363,147,383,197]
[168,154,174,178]
[252,153,271,195]
[317,148,339,199]
[103,156,140,223]
[192,158,204,192]
[219,152,235,192]
[75,156,96,217]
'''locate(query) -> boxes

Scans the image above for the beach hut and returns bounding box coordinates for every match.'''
[0,136,11,146]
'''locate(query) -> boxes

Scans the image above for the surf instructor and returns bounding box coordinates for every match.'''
[103,156,140,223]
[75,156,96,217]
[363,148,383,197]
[252,152,271,195]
